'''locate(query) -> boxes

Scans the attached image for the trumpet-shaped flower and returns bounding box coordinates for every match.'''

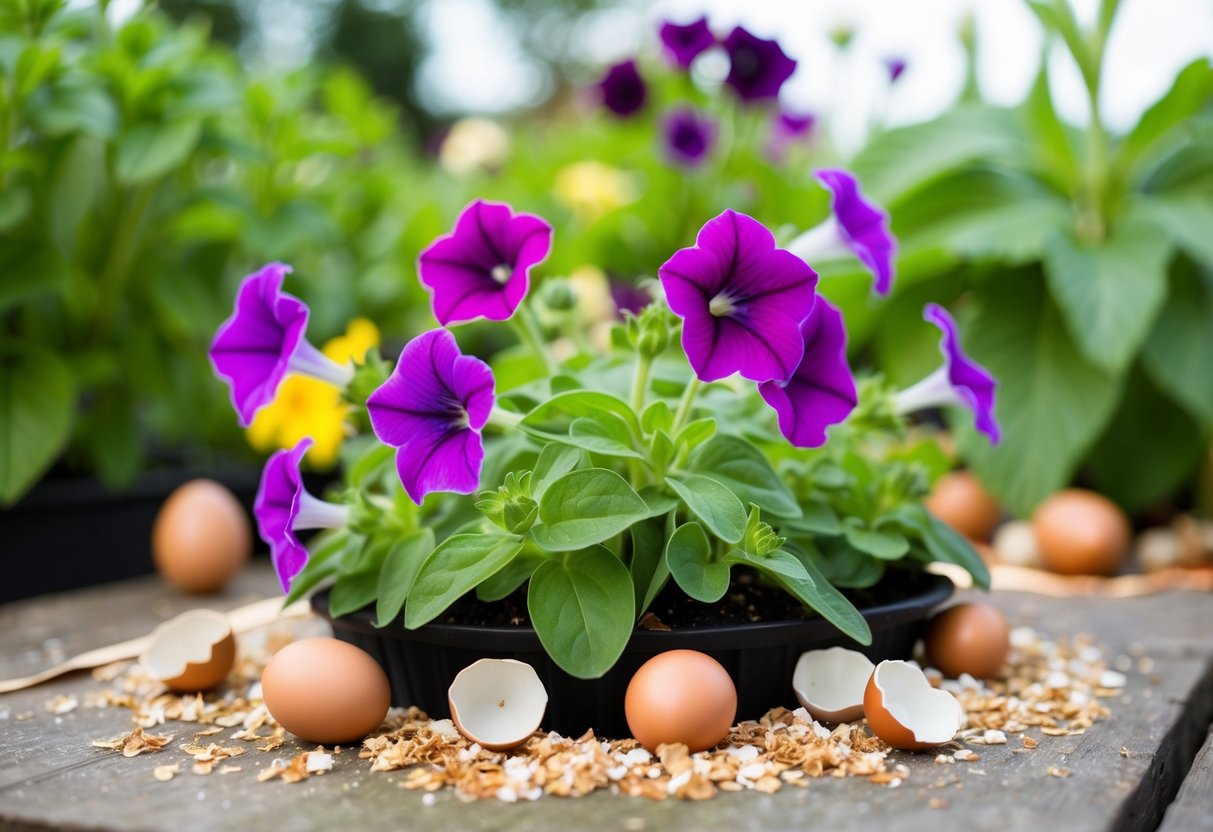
[209,263,354,426]
[418,200,552,325]
[758,298,857,448]
[659,17,715,68]
[597,59,647,117]
[722,27,797,102]
[660,210,818,383]
[787,169,897,297]
[661,107,717,167]
[246,318,381,468]
[895,303,1001,443]
[766,110,817,162]
[884,57,908,83]
[254,437,350,592]
[366,329,495,504]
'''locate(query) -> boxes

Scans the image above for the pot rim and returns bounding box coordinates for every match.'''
[314,573,953,654]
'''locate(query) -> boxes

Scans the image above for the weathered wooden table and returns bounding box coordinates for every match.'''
[1,564,1210,831]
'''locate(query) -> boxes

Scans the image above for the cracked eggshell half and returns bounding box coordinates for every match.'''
[864,660,964,751]
[792,647,874,724]
[448,659,548,751]
[140,609,236,692]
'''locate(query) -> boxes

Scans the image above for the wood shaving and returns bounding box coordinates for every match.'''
[1047,766,1073,778]
[153,764,179,781]
[45,694,79,714]
[92,727,172,757]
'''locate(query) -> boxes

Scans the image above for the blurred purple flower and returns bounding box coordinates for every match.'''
[418,200,552,325]
[209,262,354,427]
[254,437,349,592]
[895,304,1001,443]
[597,59,647,117]
[766,109,817,161]
[659,210,817,383]
[884,57,907,83]
[758,298,856,448]
[788,169,896,296]
[722,27,797,102]
[610,280,651,318]
[659,17,716,68]
[367,329,496,504]
[662,107,717,167]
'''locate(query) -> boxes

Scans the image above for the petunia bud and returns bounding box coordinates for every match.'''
[476,471,538,534]
[742,506,785,557]
[629,304,673,359]
[539,278,577,312]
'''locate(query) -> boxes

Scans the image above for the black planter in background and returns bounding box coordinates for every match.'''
[316,573,953,738]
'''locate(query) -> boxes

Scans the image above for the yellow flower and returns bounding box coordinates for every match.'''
[246,318,380,468]
[439,117,510,176]
[553,161,637,224]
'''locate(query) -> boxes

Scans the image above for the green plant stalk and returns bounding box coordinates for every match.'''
[511,303,556,375]
[630,353,652,415]
[1076,7,1112,243]
[91,186,155,342]
[671,377,702,435]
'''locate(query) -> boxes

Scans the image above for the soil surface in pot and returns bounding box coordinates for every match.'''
[434,568,936,629]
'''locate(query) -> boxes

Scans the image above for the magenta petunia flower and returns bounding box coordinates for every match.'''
[766,109,817,161]
[659,210,818,383]
[209,263,355,427]
[417,200,552,326]
[884,57,907,83]
[254,437,350,592]
[894,304,1001,443]
[661,107,717,167]
[659,17,716,68]
[366,328,495,504]
[788,169,897,296]
[597,59,647,117]
[758,298,857,448]
[722,27,797,102]
[610,280,651,318]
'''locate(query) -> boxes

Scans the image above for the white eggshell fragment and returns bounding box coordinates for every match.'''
[792,647,875,724]
[992,520,1044,569]
[140,609,236,692]
[864,660,965,751]
[448,659,548,751]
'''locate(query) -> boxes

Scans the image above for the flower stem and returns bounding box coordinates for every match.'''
[511,303,556,375]
[487,406,523,431]
[630,354,653,415]
[671,377,702,435]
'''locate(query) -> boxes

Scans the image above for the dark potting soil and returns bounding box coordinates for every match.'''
[436,568,934,630]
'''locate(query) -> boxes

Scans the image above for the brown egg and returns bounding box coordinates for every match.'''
[262,638,391,744]
[864,660,964,751]
[925,471,1002,542]
[625,650,736,753]
[140,609,236,692]
[924,602,1010,679]
[1032,489,1129,576]
[153,480,251,592]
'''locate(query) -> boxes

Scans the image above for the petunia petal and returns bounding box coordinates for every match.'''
[816,169,896,296]
[394,426,485,504]
[924,303,1001,443]
[209,263,308,427]
[722,27,797,102]
[253,437,312,592]
[659,17,715,68]
[367,329,467,447]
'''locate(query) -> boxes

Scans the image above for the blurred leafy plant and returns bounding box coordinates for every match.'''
[849,0,1213,515]
[0,0,433,504]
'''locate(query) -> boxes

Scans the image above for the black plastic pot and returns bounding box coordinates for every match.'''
[315,572,953,738]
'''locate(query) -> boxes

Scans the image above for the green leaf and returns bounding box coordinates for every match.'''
[1142,262,1213,427]
[673,417,716,453]
[282,532,355,605]
[520,390,641,443]
[726,548,810,583]
[329,567,381,618]
[641,399,674,434]
[0,349,75,505]
[475,554,542,602]
[531,443,582,500]
[957,274,1122,515]
[0,186,30,231]
[666,474,747,544]
[842,522,911,560]
[566,413,644,459]
[114,120,201,185]
[665,522,730,603]
[1087,369,1203,512]
[527,546,635,678]
[774,550,872,645]
[638,485,679,517]
[919,514,991,590]
[28,83,119,137]
[792,542,886,589]
[531,468,649,551]
[1043,221,1172,372]
[689,434,801,518]
[1117,58,1213,174]
[1135,194,1213,271]
[374,530,436,627]
[405,533,524,628]
[630,518,669,615]
[780,503,841,536]
[1024,0,1098,92]
[1023,59,1078,184]
[48,135,106,252]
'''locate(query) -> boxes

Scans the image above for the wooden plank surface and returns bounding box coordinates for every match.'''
[1159,726,1213,832]
[1,564,1211,832]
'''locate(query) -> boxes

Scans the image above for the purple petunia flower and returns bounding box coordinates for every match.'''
[418,200,552,326]
[366,328,495,504]
[209,263,355,427]
[766,109,817,161]
[662,107,717,167]
[610,280,651,318]
[254,437,350,592]
[884,57,907,83]
[758,298,857,448]
[788,169,897,296]
[722,27,797,102]
[659,210,818,384]
[597,59,647,117]
[894,304,1001,443]
[659,17,716,68]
